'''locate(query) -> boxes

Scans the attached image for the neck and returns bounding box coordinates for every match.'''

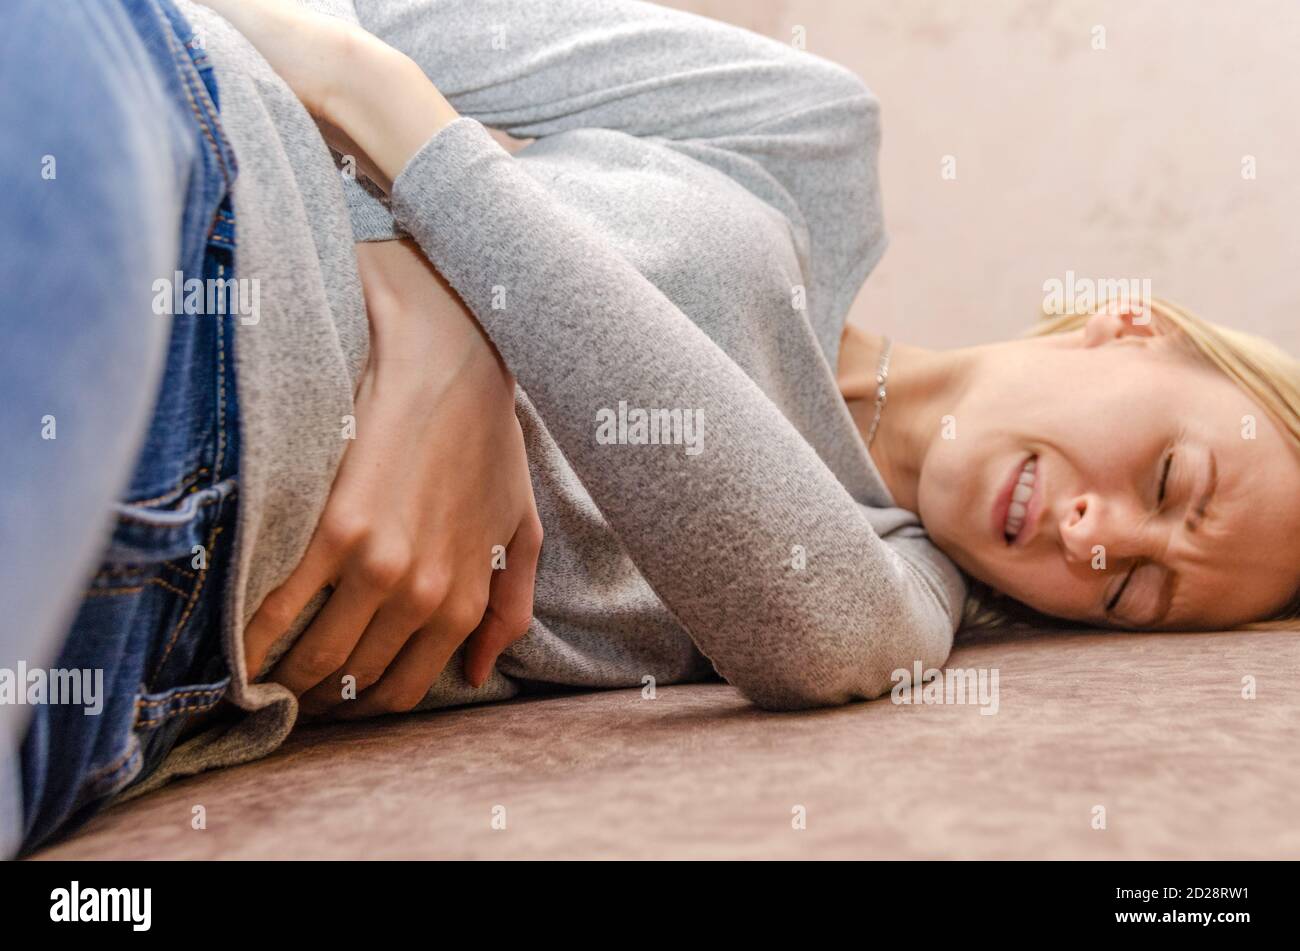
[838,325,978,513]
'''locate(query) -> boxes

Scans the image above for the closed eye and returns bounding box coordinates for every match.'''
[1107,447,1176,618]
[1156,450,1174,506]
[1106,564,1136,613]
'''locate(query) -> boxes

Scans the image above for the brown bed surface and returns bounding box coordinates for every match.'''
[33,626,1299,859]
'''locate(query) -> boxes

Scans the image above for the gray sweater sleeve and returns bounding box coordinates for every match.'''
[306,0,959,708]
[387,114,958,711]
[324,0,885,353]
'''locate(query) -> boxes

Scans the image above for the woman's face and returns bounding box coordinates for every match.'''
[919,311,1300,629]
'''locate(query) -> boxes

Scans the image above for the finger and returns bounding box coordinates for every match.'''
[298,597,430,715]
[462,611,525,691]
[297,675,349,718]
[333,617,466,720]
[243,533,340,679]
[268,572,382,697]
[464,521,542,688]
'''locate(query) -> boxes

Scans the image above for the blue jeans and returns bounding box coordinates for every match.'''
[0,0,241,854]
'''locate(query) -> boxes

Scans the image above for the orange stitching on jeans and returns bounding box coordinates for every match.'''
[94,565,149,579]
[161,25,232,187]
[213,266,229,480]
[126,466,210,508]
[187,61,232,182]
[83,585,144,597]
[147,576,190,600]
[86,577,191,600]
[135,688,227,728]
[92,561,197,587]
[163,561,198,581]
[136,685,225,709]
[147,523,223,680]
[136,706,214,728]
[187,64,233,182]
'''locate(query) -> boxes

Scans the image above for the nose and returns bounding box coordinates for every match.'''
[1057,492,1153,567]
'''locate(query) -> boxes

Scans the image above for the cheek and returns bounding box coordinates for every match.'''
[916,451,983,570]
[996,560,1103,623]
[916,423,993,529]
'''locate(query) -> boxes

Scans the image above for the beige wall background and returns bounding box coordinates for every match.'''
[659,0,1300,352]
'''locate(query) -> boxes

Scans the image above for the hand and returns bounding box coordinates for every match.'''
[244,240,542,716]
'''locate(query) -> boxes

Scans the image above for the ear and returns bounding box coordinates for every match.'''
[1082,300,1163,348]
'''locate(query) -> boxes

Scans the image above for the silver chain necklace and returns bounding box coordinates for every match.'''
[864,336,892,448]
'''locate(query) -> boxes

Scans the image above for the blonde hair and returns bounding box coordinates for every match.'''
[959,298,1300,636]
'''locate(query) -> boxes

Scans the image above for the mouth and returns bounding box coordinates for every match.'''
[992,453,1044,547]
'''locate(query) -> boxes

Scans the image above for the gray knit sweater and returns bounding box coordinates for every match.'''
[140,0,966,794]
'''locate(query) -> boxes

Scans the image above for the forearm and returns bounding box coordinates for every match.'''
[306,20,954,710]
[212,1,456,194]
[212,1,958,708]
[325,35,457,190]
[349,0,883,329]
[384,119,957,710]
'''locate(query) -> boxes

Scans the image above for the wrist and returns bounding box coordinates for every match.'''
[325,39,458,189]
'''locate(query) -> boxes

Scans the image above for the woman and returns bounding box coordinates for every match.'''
[14,0,1300,851]
[205,0,1300,719]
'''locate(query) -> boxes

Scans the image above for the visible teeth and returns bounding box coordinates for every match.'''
[1004,456,1037,541]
